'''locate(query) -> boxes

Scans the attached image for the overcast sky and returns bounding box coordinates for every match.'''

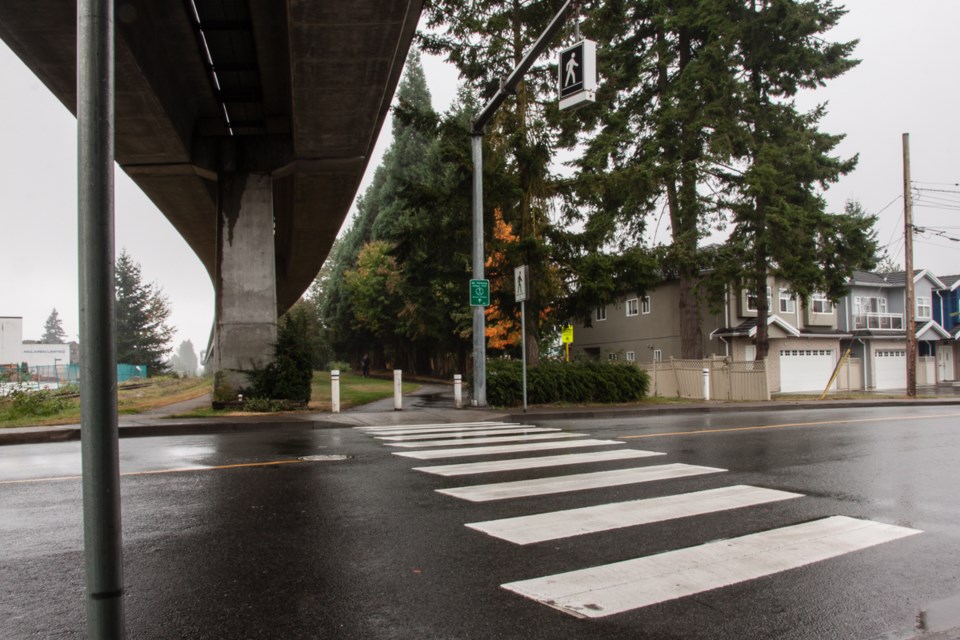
[1,1,958,354]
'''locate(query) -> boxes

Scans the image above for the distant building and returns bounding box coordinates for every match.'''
[1,317,24,366]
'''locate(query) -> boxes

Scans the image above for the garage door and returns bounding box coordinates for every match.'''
[874,349,906,390]
[779,349,836,393]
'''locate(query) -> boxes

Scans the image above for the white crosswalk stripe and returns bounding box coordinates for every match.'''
[437,463,726,502]
[466,485,801,544]
[392,439,625,460]
[385,432,589,448]
[502,516,922,618]
[413,449,664,477]
[358,420,922,619]
[357,422,520,434]
[361,424,526,437]
[376,427,561,441]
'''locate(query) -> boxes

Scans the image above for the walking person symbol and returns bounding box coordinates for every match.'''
[564,52,579,86]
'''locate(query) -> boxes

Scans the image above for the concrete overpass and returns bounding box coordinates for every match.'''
[0,0,423,399]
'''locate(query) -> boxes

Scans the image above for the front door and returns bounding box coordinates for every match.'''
[938,345,955,382]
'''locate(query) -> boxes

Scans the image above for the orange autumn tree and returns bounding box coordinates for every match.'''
[484,209,521,352]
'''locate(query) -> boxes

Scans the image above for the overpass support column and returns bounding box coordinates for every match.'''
[213,172,277,403]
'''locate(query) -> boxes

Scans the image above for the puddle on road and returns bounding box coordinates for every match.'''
[919,592,960,632]
[299,454,351,462]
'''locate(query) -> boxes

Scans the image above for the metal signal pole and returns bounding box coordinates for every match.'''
[469,0,576,406]
[78,0,125,637]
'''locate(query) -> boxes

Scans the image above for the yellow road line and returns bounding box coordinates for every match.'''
[620,412,960,440]
[0,459,304,486]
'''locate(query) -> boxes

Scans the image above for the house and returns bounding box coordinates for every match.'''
[836,270,951,389]
[933,274,960,381]
[571,276,851,394]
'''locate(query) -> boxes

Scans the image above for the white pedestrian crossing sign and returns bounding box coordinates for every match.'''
[558,40,596,111]
[514,265,530,303]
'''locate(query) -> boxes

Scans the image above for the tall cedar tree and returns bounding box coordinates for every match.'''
[423,0,566,365]
[710,0,876,360]
[557,1,742,358]
[115,249,174,373]
[42,308,67,343]
[321,51,479,375]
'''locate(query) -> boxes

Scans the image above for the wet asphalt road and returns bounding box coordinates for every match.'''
[1,405,959,639]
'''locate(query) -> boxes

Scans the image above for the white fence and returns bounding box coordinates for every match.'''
[638,358,769,401]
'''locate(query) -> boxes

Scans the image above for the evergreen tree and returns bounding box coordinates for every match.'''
[711,0,874,360]
[423,1,567,365]
[42,308,67,344]
[168,339,199,376]
[115,249,174,373]
[560,0,742,358]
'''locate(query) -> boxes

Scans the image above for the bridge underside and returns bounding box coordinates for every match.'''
[1,1,422,397]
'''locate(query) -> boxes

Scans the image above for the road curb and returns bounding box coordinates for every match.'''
[4,397,960,446]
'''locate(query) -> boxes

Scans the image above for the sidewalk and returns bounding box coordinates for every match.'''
[3,383,960,446]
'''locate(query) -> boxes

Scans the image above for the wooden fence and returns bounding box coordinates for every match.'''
[638,358,769,401]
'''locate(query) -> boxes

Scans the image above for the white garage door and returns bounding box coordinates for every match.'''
[874,350,906,390]
[779,349,836,393]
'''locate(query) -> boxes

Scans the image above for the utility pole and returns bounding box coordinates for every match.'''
[469,0,577,406]
[902,133,917,398]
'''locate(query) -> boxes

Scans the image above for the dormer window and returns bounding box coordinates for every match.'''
[917,296,931,319]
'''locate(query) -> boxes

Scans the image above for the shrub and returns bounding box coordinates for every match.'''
[327,360,351,373]
[486,360,649,407]
[243,307,314,405]
[2,389,68,418]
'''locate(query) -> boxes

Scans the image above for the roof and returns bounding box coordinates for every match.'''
[709,315,801,339]
[850,269,946,289]
[850,270,893,286]
[939,274,960,290]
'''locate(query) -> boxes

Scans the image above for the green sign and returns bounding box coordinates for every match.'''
[470,279,490,306]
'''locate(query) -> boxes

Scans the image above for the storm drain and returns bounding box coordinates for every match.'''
[299,454,351,462]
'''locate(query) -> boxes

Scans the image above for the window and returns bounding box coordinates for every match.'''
[811,292,833,314]
[779,288,795,313]
[626,351,636,362]
[856,296,886,314]
[626,298,639,317]
[653,349,662,362]
[746,287,771,312]
[917,296,931,319]
[641,296,651,314]
[595,306,606,321]
[608,352,619,361]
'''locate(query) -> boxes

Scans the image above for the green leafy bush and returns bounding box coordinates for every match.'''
[2,389,68,419]
[486,360,649,407]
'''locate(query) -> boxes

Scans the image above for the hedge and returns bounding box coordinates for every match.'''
[485,360,649,407]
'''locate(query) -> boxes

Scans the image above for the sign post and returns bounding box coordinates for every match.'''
[561,324,574,362]
[515,266,530,412]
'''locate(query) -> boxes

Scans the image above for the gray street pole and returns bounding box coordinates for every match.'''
[469,0,575,406]
[78,0,125,637]
[471,133,487,406]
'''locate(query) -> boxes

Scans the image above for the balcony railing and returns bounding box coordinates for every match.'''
[853,312,903,330]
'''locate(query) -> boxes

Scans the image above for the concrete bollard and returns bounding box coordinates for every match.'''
[454,374,462,409]
[702,367,710,401]
[394,369,402,411]
[331,370,340,413]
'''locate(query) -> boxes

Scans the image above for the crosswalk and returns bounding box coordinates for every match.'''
[355,421,921,619]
